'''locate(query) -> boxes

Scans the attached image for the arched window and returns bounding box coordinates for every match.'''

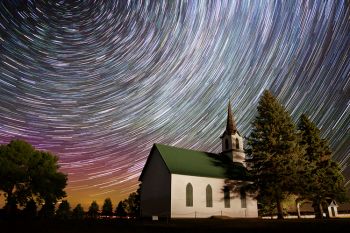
[224,186,230,208]
[206,185,213,207]
[236,138,240,149]
[186,183,193,207]
[225,138,229,150]
[240,189,247,208]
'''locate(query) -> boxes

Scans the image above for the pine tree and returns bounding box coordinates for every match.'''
[246,90,304,219]
[101,198,113,217]
[88,201,99,219]
[72,204,85,220]
[298,114,347,218]
[56,200,71,220]
[115,201,127,218]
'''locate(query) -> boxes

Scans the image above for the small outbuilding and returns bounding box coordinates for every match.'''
[326,200,338,218]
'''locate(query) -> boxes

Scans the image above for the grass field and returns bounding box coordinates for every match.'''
[2,218,350,233]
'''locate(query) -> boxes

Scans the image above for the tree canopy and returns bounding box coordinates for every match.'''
[246,90,304,219]
[88,200,99,219]
[0,139,67,214]
[56,200,71,220]
[123,187,140,217]
[102,198,113,217]
[297,114,348,218]
[115,201,127,217]
[72,204,85,220]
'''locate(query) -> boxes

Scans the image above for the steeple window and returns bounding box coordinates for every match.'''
[225,138,229,150]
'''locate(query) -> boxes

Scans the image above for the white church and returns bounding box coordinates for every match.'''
[139,102,258,218]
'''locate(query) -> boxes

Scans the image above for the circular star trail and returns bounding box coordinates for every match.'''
[0,0,349,207]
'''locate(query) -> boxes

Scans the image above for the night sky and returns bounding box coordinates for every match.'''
[0,0,349,208]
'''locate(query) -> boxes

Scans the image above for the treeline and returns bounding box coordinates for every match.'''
[85,190,141,219]
[242,90,348,219]
[0,139,140,220]
[5,191,140,220]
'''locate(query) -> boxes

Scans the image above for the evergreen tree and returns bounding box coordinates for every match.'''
[124,187,140,217]
[56,200,71,220]
[297,114,348,218]
[115,201,127,218]
[101,198,113,217]
[72,204,85,220]
[88,201,99,219]
[246,90,304,219]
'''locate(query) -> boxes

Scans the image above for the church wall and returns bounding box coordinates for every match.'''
[140,149,171,218]
[170,174,258,218]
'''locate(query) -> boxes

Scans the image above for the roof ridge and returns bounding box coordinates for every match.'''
[154,143,217,155]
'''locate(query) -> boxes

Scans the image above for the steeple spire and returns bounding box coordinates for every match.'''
[220,101,245,165]
[226,100,237,135]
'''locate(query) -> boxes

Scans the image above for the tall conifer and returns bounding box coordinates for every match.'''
[246,90,303,219]
[298,114,347,218]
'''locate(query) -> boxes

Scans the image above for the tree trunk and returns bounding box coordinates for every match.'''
[276,198,284,219]
[313,201,323,219]
[319,202,324,218]
[4,190,17,217]
[296,201,301,219]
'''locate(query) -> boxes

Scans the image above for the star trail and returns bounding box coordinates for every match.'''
[0,0,349,207]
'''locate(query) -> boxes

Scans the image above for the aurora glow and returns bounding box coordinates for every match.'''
[0,0,349,207]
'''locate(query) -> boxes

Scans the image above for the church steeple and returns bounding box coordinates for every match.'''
[225,100,237,135]
[220,100,246,166]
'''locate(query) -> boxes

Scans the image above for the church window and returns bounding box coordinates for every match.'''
[186,183,193,207]
[236,138,240,149]
[240,189,247,208]
[224,186,230,208]
[225,139,229,150]
[206,185,213,207]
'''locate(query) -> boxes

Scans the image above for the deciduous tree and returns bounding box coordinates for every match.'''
[0,140,34,213]
[124,188,140,217]
[23,199,37,219]
[38,202,55,219]
[0,139,67,216]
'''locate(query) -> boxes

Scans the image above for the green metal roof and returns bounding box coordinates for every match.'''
[154,143,249,180]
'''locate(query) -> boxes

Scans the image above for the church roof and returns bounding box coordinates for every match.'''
[152,143,249,180]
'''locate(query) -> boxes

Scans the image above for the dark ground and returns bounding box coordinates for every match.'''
[1,218,350,233]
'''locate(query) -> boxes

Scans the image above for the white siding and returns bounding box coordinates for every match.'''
[171,174,258,218]
[140,149,171,217]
